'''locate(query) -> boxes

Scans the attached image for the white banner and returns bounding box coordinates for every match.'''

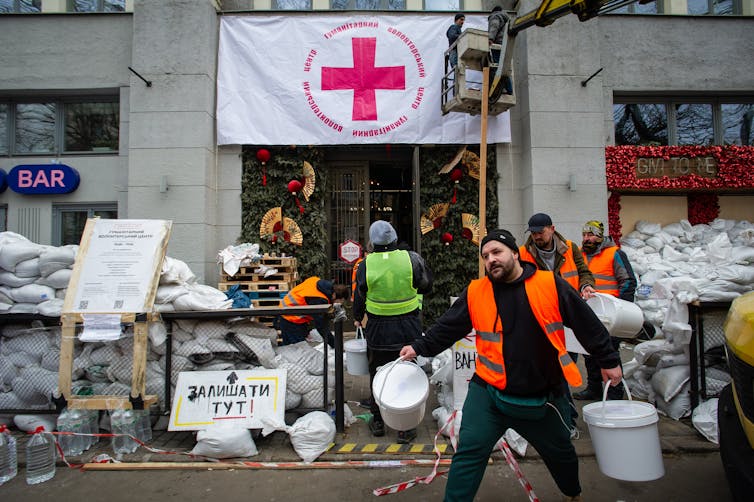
[217,14,510,145]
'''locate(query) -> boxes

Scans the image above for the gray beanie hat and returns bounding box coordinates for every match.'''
[369,220,398,246]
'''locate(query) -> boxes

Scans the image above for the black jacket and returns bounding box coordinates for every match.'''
[412,262,619,396]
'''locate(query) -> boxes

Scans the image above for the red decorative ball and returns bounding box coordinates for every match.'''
[461,228,473,240]
[287,179,303,194]
[441,232,453,245]
[450,168,463,183]
[256,148,271,164]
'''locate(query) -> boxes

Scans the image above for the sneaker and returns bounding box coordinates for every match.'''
[369,417,385,437]
[572,388,601,400]
[397,429,417,444]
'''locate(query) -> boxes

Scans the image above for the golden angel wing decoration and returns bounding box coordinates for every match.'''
[439,147,467,174]
[462,213,481,245]
[283,218,303,246]
[302,161,316,201]
[260,207,283,239]
[462,150,481,180]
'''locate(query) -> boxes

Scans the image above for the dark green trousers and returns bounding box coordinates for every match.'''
[444,380,581,501]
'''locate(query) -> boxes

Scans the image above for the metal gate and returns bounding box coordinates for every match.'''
[327,163,369,288]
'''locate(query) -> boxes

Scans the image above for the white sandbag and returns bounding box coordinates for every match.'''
[0,270,37,287]
[661,245,689,262]
[38,246,76,277]
[226,320,278,344]
[716,264,754,284]
[9,303,39,314]
[654,382,691,420]
[278,361,321,395]
[705,367,732,396]
[90,345,121,366]
[173,284,232,311]
[160,256,197,285]
[276,342,324,375]
[14,257,40,278]
[635,221,662,235]
[233,333,277,368]
[174,319,199,334]
[35,268,72,289]
[430,357,453,385]
[645,236,665,251]
[37,298,64,317]
[652,365,690,402]
[149,322,168,347]
[153,302,176,312]
[301,385,325,408]
[175,340,210,358]
[10,284,56,304]
[731,246,754,264]
[13,414,57,433]
[662,222,688,238]
[640,270,668,286]
[155,284,190,304]
[11,376,49,405]
[656,352,690,369]
[191,422,259,459]
[706,232,732,262]
[620,237,645,249]
[692,398,719,444]
[5,351,40,368]
[0,241,42,272]
[285,389,302,409]
[0,302,11,312]
[193,320,231,340]
[634,339,680,366]
[0,357,17,386]
[622,358,639,379]
[2,331,51,357]
[287,411,336,463]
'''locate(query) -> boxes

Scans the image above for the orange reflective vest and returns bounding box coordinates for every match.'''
[467,270,583,389]
[519,243,580,291]
[281,276,329,324]
[584,246,619,297]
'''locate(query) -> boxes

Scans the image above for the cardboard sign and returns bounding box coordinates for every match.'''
[169,369,287,431]
[452,332,476,411]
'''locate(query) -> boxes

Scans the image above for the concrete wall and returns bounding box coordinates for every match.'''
[0,14,132,243]
[127,0,224,284]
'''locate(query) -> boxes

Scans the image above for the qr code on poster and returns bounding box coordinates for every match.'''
[114,300,124,309]
[78,301,88,309]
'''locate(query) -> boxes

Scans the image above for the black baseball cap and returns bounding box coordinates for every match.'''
[527,213,553,232]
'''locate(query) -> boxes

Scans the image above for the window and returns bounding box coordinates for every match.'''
[0,0,41,13]
[610,2,659,14]
[330,0,405,9]
[0,97,119,155]
[424,0,460,10]
[273,0,312,9]
[722,104,754,145]
[614,103,668,146]
[688,0,736,15]
[71,0,125,12]
[53,204,117,246]
[614,97,754,146]
[0,206,6,232]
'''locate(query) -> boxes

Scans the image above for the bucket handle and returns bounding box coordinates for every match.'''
[356,327,365,340]
[376,356,409,407]
[600,378,633,422]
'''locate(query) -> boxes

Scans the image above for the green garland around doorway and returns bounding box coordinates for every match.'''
[241,146,329,280]
[419,146,498,326]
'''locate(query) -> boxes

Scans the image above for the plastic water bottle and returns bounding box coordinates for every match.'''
[25,426,55,485]
[69,409,88,453]
[56,409,73,457]
[0,424,17,485]
[87,410,100,447]
[110,410,138,455]
[137,409,152,443]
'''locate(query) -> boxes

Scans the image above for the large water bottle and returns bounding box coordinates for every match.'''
[56,409,73,457]
[68,409,88,454]
[25,426,55,485]
[137,409,152,444]
[87,410,100,447]
[0,424,17,485]
[121,410,139,452]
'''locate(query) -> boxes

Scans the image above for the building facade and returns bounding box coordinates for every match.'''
[0,0,752,285]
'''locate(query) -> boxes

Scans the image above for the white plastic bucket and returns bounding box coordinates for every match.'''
[344,330,368,376]
[587,293,644,339]
[582,380,665,482]
[372,359,429,431]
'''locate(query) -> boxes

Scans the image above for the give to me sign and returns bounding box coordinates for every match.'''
[169,369,286,431]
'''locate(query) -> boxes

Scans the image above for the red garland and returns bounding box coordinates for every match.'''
[687,193,719,225]
[605,145,754,192]
[607,192,622,243]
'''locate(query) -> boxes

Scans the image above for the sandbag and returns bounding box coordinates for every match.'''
[0,271,37,287]
[287,411,336,463]
[38,246,76,276]
[652,365,690,402]
[190,422,259,459]
[692,398,718,444]
[35,268,72,289]
[10,284,56,304]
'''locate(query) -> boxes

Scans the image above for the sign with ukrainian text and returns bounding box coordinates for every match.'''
[217,14,510,145]
[169,369,287,431]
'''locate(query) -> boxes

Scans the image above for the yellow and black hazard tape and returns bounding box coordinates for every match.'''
[325,442,454,455]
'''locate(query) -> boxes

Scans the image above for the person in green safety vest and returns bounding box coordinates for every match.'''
[353,220,433,444]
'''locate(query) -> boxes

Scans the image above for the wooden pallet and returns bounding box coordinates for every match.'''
[251,298,283,308]
[218,281,291,292]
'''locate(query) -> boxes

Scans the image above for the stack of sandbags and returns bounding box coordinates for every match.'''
[154,256,233,311]
[0,232,75,316]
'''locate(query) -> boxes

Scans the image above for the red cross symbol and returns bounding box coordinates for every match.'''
[321,37,405,121]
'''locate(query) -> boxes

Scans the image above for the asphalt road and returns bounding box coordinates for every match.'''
[0,452,731,501]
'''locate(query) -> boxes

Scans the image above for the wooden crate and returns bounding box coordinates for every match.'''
[218,281,291,293]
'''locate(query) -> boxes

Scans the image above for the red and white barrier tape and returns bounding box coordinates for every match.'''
[373,412,540,501]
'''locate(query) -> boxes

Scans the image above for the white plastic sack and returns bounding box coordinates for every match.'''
[287,411,336,463]
[10,284,56,304]
[654,383,691,420]
[11,258,40,278]
[160,256,197,285]
[13,414,57,433]
[0,271,37,288]
[173,284,232,311]
[0,241,42,272]
[652,365,691,402]
[691,398,719,444]
[190,422,259,459]
[35,268,72,289]
[38,246,76,276]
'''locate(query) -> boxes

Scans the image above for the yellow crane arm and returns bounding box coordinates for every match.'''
[510,0,653,35]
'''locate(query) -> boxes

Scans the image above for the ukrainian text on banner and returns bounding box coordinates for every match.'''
[217,14,511,145]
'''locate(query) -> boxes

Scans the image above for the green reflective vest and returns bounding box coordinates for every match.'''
[365,250,420,316]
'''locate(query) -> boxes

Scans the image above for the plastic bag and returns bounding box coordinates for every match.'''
[691,398,718,444]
